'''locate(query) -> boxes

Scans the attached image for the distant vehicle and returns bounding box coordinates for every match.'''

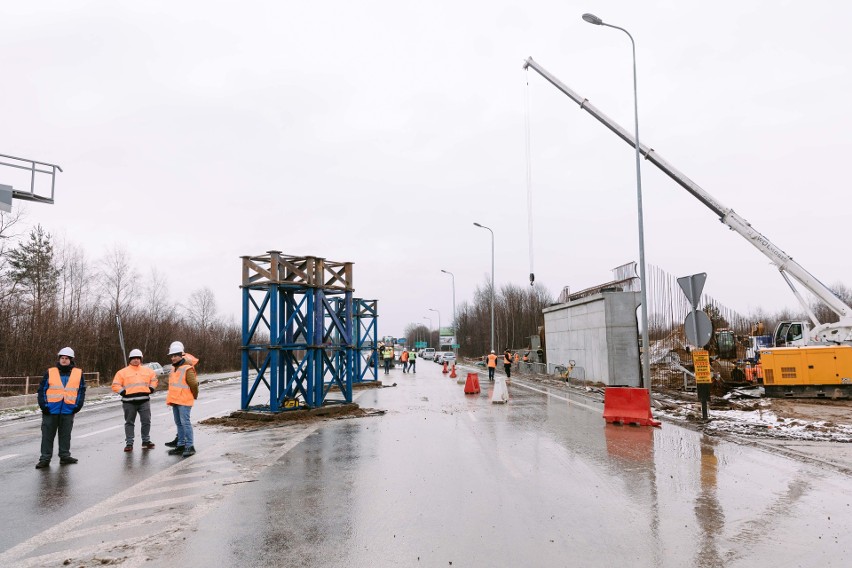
[144,362,169,378]
[422,348,436,360]
[438,352,455,365]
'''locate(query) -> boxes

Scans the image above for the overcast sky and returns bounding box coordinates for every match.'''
[3,0,851,337]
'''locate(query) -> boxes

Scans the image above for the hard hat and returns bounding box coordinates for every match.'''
[57,347,75,358]
[491,350,495,354]
[128,348,143,359]
[168,341,185,356]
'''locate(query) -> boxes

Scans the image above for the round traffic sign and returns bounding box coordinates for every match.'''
[684,310,713,348]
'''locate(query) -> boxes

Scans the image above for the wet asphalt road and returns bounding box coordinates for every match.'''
[2,364,851,567]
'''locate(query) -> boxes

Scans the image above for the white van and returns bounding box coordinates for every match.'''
[422,348,436,360]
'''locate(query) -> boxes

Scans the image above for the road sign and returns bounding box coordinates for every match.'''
[451,344,460,348]
[677,273,706,310]
[396,338,406,344]
[415,341,427,348]
[684,310,713,348]
[0,184,12,213]
[692,349,712,384]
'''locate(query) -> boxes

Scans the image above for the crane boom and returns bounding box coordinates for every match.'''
[524,57,852,342]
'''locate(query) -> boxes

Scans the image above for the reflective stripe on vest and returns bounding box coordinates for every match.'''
[167,364,195,406]
[47,368,83,405]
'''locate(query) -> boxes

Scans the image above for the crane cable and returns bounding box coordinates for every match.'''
[524,68,535,286]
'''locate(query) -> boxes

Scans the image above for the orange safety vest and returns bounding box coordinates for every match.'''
[112,365,158,396]
[166,364,196,406]
[504,353,512,365]
[514,353,519,363]
[401,351,409,362]
[487,354,498,368]
[47,367,83,406]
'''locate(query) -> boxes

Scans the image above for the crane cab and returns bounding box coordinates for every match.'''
[773,321,810,347]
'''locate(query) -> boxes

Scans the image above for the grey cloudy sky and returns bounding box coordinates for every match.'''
[3,0,851,336]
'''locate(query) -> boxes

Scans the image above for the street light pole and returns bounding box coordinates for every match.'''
[582,12,651,394]
[473,222,495,352]
[441,269,456,356]
[428,308,441,350]
[423,316,432,348]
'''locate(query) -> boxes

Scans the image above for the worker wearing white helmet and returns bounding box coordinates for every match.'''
[112,348,159,452]
[35,347,87,469]
[166,341,199,458]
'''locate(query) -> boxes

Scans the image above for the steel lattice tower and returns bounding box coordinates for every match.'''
[240,252,355,411]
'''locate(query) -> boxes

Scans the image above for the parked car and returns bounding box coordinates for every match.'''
[422,348,436,360]
[144,361,169,378]
[440,352,456,365]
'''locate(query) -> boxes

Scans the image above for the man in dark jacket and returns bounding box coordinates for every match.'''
[36,347,86,469]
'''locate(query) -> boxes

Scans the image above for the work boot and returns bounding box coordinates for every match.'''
[124,444,133,452]
[35,460,50,469]
[60,456,78,465]
[142,441,155,450]
[164,437,179,448]
[182,446,196,458]
[167,446,185,455]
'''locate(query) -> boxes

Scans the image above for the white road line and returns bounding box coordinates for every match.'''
[0,454,20,461]
[77,424,123,438]
[512,381,601,412]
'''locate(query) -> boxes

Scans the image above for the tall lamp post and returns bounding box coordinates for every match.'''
[582,12,651,394]
[428,308,441,350]
[441,269,456,356]
[473,222,495,352]
[423,316,432,348]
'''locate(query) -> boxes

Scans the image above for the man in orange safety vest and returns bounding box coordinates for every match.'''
[166,341,199,458]
[486,350,498,381]
[36,347,86,469]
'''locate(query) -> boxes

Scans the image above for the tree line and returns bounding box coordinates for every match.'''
[0,211,241,378]
[404,279,554,357]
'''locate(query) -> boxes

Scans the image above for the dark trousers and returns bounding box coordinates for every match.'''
[383,359,391,374]
[504,364,511,378]
[488,367,495,381]
[402,361,409,373]
[123,400,152,445]
[409,360,416,373]
[40,413,75,461]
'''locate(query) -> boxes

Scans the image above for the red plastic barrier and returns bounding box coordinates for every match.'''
[450,364,457,378]
[442,361,449,374]
[464,372,481,394]
[602,387,661,427]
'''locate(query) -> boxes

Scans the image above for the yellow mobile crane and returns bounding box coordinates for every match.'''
[524,58,852,398]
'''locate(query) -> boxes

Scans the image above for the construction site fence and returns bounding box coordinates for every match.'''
[0,373,101,396]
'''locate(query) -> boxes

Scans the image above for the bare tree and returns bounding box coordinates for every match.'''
[100,246,138,317]
[185,287,218,331]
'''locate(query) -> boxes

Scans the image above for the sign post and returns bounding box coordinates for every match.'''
[678,273,712,420]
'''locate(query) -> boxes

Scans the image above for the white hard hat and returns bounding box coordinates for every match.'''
[57,347,75,358]
[128,348,143,359]
[168,341,185,356]
[491,350,495,354]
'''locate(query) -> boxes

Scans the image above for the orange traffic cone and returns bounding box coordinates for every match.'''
[442,361,449,374]
[464,372,481,394]
[450,364,457,378]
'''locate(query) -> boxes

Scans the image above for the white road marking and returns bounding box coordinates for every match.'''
[77,424,123,438]
[0,454,20,461]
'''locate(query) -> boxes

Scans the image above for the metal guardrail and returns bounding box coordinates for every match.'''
[0,372,101,396]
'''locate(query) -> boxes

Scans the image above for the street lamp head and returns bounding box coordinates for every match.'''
[441,269,448,274]
[473,222,483,228]
[582,13,603,25]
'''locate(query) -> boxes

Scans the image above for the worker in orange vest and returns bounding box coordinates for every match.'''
[514,352,520,369]
[112,348,158,452]
[486,350,498,381]
[165,351,199,449]
[166,341,199,458]
[36,347,86,469]
[503,350,513,379]
[401,348,410,373]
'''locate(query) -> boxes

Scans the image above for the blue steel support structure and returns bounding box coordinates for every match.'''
[240,252,356,411]
[354,298,378,383]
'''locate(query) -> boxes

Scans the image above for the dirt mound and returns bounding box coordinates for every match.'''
[200,404,386,429]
